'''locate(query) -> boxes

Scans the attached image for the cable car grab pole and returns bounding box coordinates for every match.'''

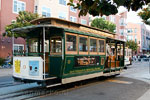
[12,32,14,59]
[43,27,46,79]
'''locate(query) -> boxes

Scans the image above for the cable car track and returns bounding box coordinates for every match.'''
[0,76,116,100]
[0,81,23,88]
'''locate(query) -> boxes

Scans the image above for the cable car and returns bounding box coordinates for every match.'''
[12,18,125,87]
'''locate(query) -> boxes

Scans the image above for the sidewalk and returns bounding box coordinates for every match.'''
[0,68,13,77]
[137,88,150,100]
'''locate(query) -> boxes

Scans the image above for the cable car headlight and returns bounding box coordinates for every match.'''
[23,65,26,69]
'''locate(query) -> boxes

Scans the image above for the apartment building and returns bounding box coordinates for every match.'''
[126,22,150,54]
[34,0,69,20]
[68,0,89,25]
[34,0,89,25]
[106,11,127,41]
[0,0,90,58]
[89,11,127,41]
[0,0,34,58]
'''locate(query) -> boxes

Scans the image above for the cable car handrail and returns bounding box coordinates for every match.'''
[13,52,44,56]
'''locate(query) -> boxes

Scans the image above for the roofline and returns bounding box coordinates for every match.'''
[30,17,115,35]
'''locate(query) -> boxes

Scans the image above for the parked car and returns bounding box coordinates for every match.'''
[139,55,149,61]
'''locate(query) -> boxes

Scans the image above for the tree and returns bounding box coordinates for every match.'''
[91,18,116,33]
[68,0,150,16]
[4,11,40,38]
[138,4,150,25]
[126,40,138,53]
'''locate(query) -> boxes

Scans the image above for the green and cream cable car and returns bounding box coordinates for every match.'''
[12,18,125,87]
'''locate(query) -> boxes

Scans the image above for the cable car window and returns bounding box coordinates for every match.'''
[45,40,49,52]
[90,38,97,52]
[50,37,62,53]
[29,39,39,52]
[66,34,76,51]
[79,37,88,52]
[99,40,104,52]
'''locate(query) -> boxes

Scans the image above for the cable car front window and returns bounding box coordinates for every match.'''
[29,38,39,53]
[28,38,49,55]
[50,37,62,54]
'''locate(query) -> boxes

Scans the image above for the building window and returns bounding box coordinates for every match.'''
[120,29,124,35]
[79,37,88,52]
[110,16,115,23]
[120,18,126,26]
[13,0,26,13]
[0,0,1,10]
[142,29,145,34]
[14,44,24,53]
[66,34,77,51]
[70,16,77,22]
[42,7,51,17]
[128,35,133,40]
[34,5,38,13]
[59,0,66,6]
[59,12,66,20]
[90,38,97,52]
[143,35,145,46]
[70,4,77,13]
[127,29,133,33]
[135,35,137,43]
[134,28,137,33]
[81,19,87,25]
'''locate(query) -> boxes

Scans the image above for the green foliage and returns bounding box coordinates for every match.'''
[91,18,116,33]
[138,4,150,25]
[68,0,150,16]
[0,58,5,66]
[126,40,138,51]
[4,11,39,38]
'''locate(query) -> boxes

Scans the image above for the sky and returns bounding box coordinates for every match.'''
[118,6,150,29]
[118,6,142,23]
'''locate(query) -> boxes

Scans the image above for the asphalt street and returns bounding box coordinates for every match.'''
[0,68,13,83]
[36,61,150,100]
[0,76,13,83]
[0,61,150,100]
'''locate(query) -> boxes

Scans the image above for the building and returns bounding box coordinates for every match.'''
[89,11,127,41]
[34,0,89,25]
[34,0,69,20]
[0,0,90,58]
[0,0,34,58]
[126,22,150,54]
[68,0,89,25]
[105,11,127,41]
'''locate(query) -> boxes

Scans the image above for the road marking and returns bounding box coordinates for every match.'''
[107,79,133,84]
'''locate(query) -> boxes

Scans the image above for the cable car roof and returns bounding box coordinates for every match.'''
[106,37,126,43]
[12,25,62,33]
[11,24,106,39]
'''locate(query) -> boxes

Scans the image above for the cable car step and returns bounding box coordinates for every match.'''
[46,83,62,88]
[44,77,57,80]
